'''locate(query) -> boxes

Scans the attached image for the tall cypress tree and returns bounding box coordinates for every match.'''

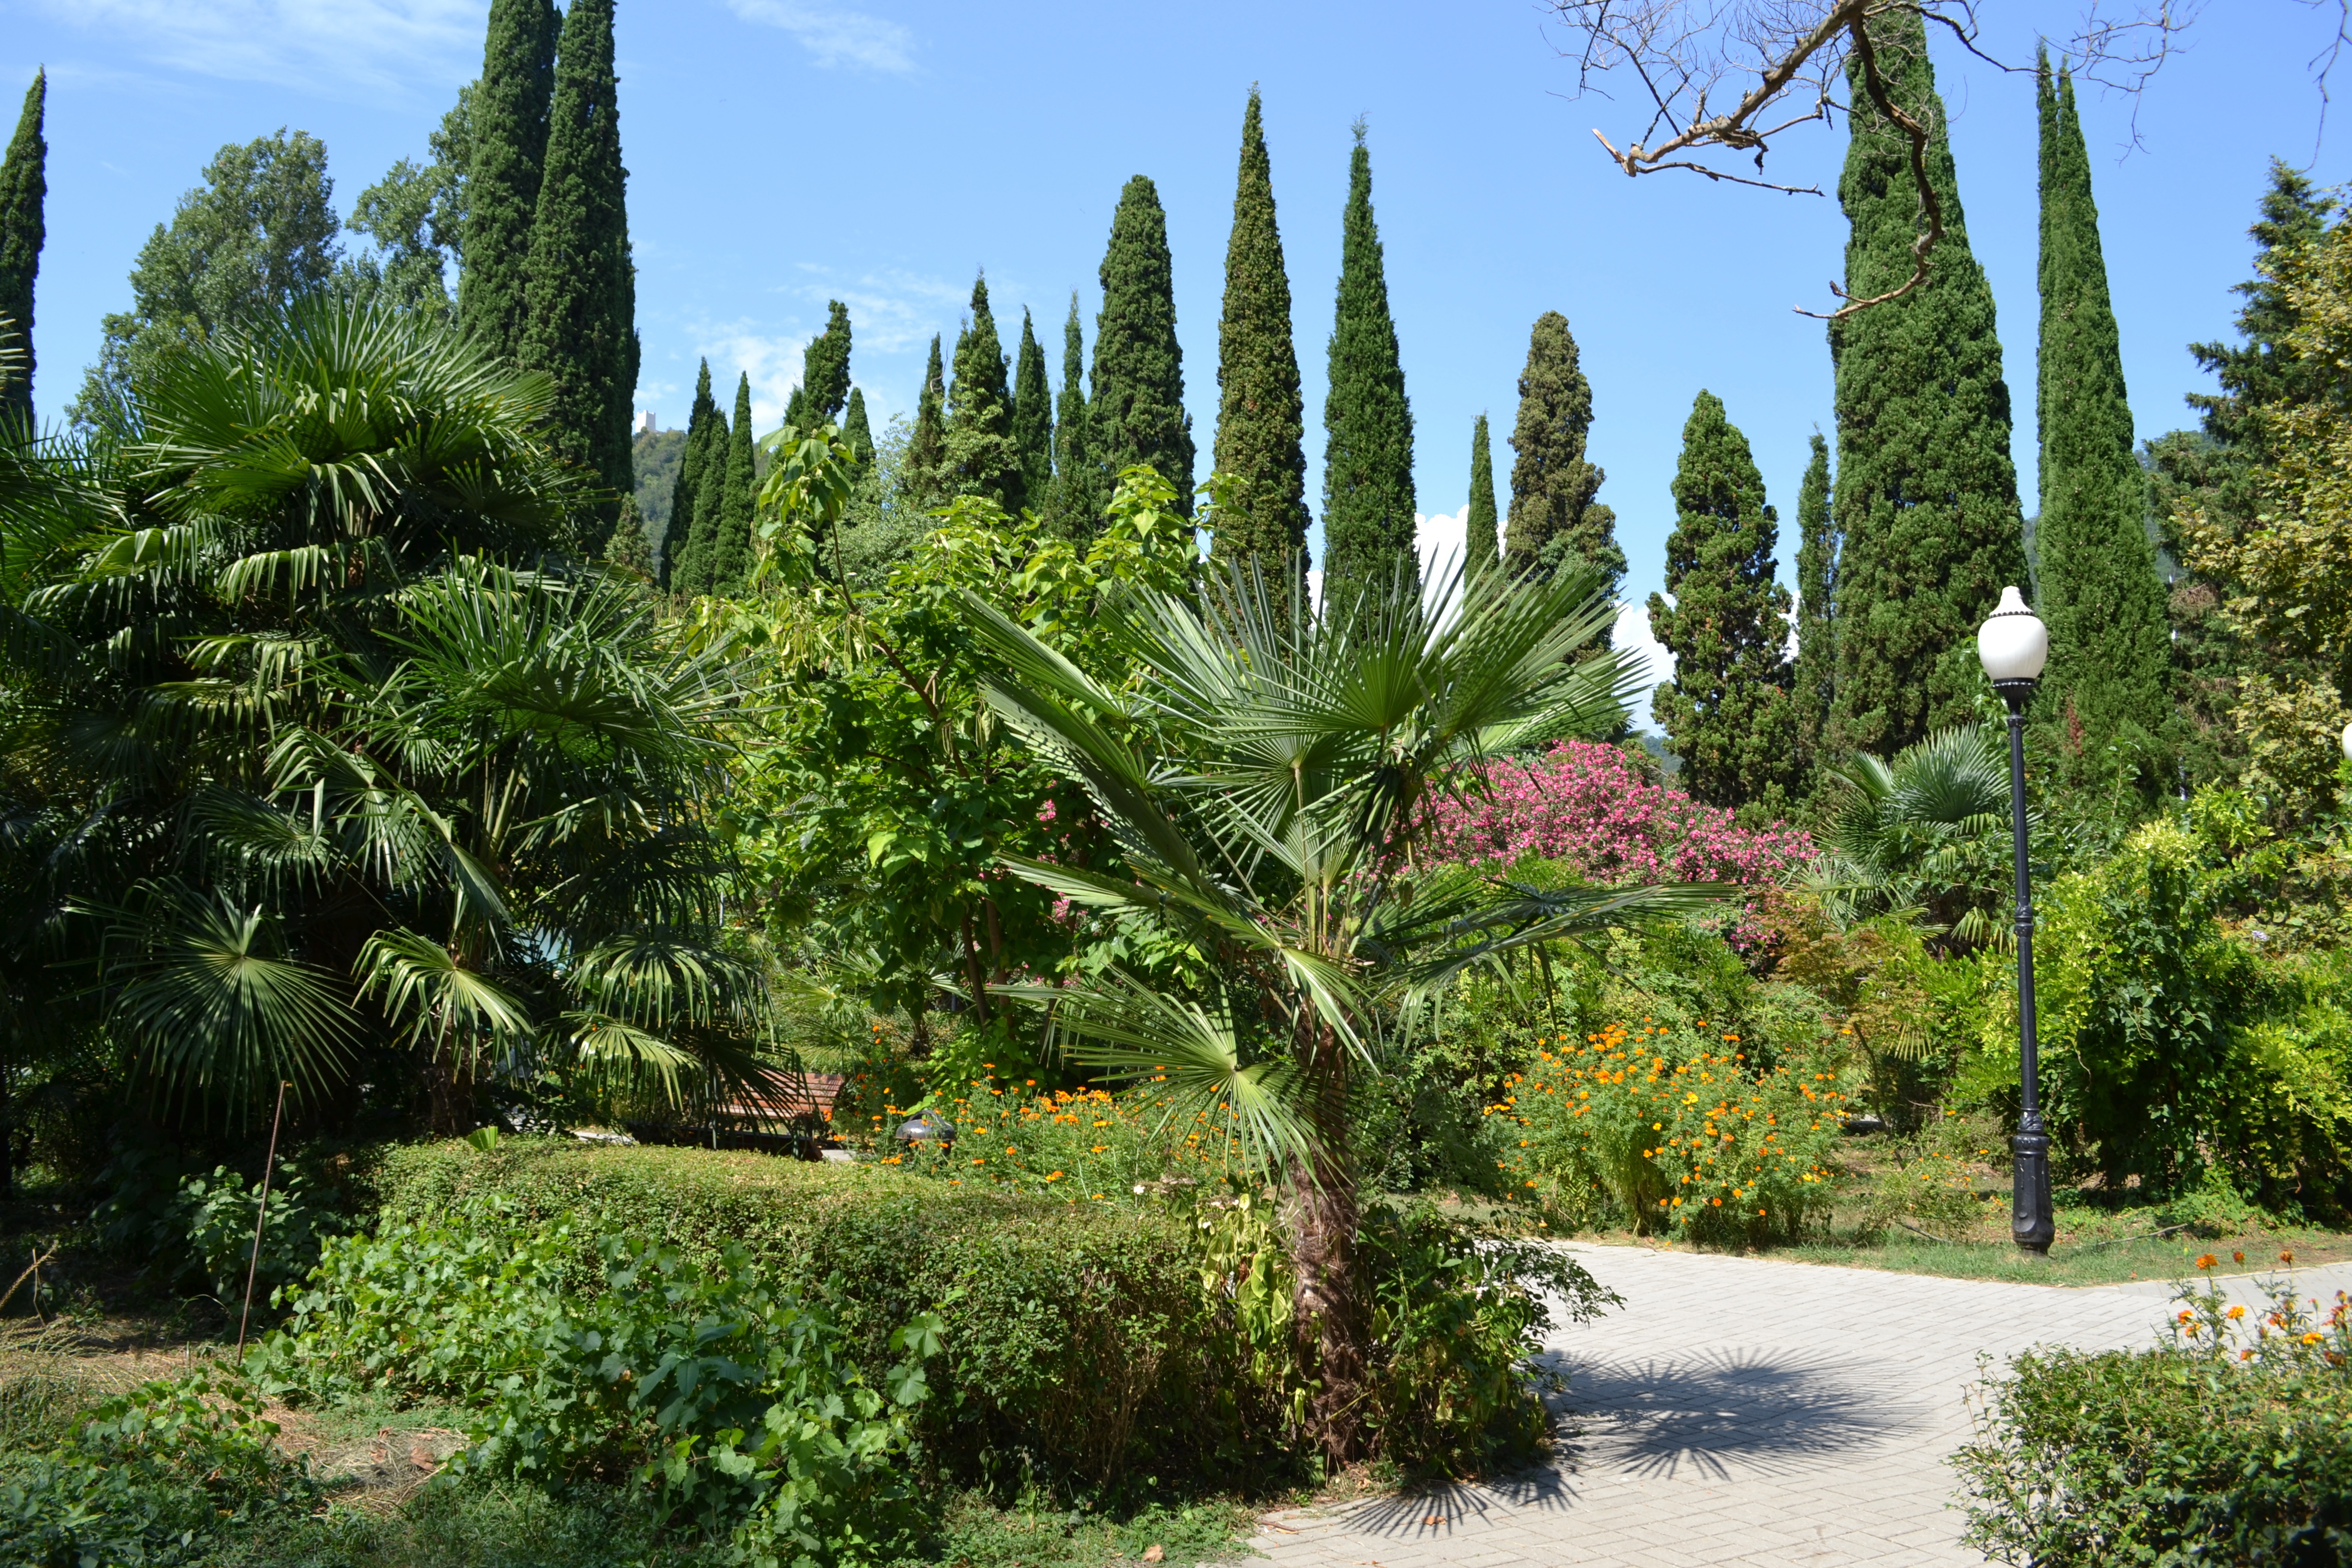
[1504,311,1618,591]
[710,372,756,593]
[1213,86,1309,577]
[794,299,852,431]
[1827,10,2028,758]
[661,358,719,589]
[522,0,636,522]
[1319,122,1416,608]
[1092,176,1194,512]
[2035,51,2169,761]
[900,333,948,512]
[841,386,874,473]
[0,71,45,423]
[1048,295,1102,537]
[1011,308,1052,513]
[460,0,559,361]
[1465,414,1499,579]
[1792,432,1838,778]
[946,275,1022,510]
[1648,392,1801,811]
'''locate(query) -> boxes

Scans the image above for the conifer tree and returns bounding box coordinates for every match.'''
[1091,176,1194,513]
[841,386,874,474]
[1827,11,2028,758]
[603,495,654,581]
[803,299,852,429]
[946,275,1022,510]
[1504,312,1618,592]
[1011,308,1052,514]
[661,359,718,589]
[900,333,948,512]
[1048,295,1102,537]
[1792,432,1838,777]
[1649,393,1800,811]
[0,71,45,424]
[687,408,728,592]
[522,0,636,519]
[1465,414,1499,579]
[1213,86,1309,577]
[2035,51,2169,760]
[1320,122,1416,607]
[710,372,756,593]
[460,0,559,361]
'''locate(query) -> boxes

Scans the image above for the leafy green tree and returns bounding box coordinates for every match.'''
[1,301,766,1132]
[1647,391,1800,811]
[1092,176,1194,517]
[967,552,1696,1462]
[522,0,636,508]
[946,275,1022,511]
[1213,86,1308,579]
[841,386,874,474]
[350,87,473,322]
[460,0,559,359]
[665,360,721,591]
[2033,53,2168,767]
[1827,10,2028,759]
[1504,311,1618,593]
[786,299,852,434]
[1793,432,1837,780]
[1047,295,1102,537]
[0,71,45,423]
[900,333,948,512]
[1465,413,1498,578]
[71,131,344,425]
[1320,123,1416,609]
[2150,162,2340,789]
[711,372,756,593]
[1011,308,1052,514]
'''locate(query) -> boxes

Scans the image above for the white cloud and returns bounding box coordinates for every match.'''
[725,0,914,72]
[39,0,477,95]
[1615,600,1675,726]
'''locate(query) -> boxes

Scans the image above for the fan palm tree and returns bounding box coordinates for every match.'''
[963,560,1724,1462]
[1809,724,2020,953]
[0,300,773,1131]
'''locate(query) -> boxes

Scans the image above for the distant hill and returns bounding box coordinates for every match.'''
[633,426,687,535]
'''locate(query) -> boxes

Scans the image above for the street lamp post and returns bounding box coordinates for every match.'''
[1978,586,2054,1256]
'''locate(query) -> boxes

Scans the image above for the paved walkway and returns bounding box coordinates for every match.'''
[1250,1246,2352,1568]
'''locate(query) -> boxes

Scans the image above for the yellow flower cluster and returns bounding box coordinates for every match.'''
[864,1069,1251,1201]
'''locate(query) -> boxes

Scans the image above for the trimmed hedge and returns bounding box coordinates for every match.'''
[372,1139,1288,1493]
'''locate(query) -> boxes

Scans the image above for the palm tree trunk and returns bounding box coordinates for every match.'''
[1286,1049,1370,1464]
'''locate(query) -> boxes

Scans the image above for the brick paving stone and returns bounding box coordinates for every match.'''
[1242,1247,2352,1567]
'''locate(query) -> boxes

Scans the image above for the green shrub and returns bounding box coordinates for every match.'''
[1956,1276,2352,1563]
[0,1367,316,1568]
[368,1139,1278,1494]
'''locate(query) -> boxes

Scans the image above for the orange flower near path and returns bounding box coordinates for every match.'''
[2197,1254,2218,1270]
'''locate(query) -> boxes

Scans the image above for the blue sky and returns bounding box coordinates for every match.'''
[10,1,2351,693]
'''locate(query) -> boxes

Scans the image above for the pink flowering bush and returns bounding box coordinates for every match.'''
[1423,742,1815,905]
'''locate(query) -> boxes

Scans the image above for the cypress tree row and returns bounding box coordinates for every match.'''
[1212,86,1309,577]
[689,397,729,588]
[710,372,756,593]
[460,0,559,361]
[1091,176,1194,513]
[1504,311,1618,592]
[1048,295,1102,536]
[900,333,948,512]
[1465,414,1499,579]
[2033,52,2169,760]
[1792,432,1838,779]
[841,386,874,473]
[1827,10,2028,758]
[1011,308,1053,513]
[661,358,719,589]
[1648,392,1801,811]
[1319,122,1416,607]
[0,70,45,423]
[522,0,636,519]
[946,275,1022,510]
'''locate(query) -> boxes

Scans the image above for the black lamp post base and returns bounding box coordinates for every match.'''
[2011,1124,2054,1255]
